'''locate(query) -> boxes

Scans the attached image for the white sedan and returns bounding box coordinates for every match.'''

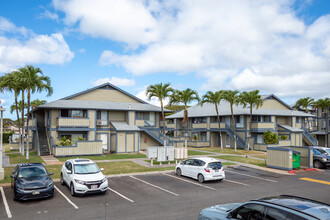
[61,159,108,196]
[175,157,225,183]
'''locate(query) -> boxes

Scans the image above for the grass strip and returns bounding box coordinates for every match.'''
[190,147,266,155]
[188,150,213,156]
[56,153,147,162]
[213,155,266,167]
[7,152,44,164]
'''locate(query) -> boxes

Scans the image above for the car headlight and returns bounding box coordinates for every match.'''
[47,182,54,188]
[321,158,327,162]
[74,179,85,185]
[16,185,24,190]
[101,177,107,183]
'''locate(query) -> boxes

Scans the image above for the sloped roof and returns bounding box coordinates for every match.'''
[34,100,171,112]
[111,122,140,131]
[278,124,303,132]
[61,82,147,104]
[166,100,314,119]
[259,94,293,110]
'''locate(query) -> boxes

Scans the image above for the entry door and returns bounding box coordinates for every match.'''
[225,135,230,148]
[225,116,231,126]
[97,134,108,151]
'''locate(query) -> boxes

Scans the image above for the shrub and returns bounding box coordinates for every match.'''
[193,134,198,141]
[3,132,14,143]
[56,136,74,146]
[263,130,278,144]
[280,135,287,140]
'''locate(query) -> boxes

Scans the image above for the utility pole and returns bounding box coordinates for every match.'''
[0,102,5,180]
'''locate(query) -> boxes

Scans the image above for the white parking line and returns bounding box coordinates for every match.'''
[224,179,250,186]
[225,170,278,183]
[107,187,134,203]
[0,187,12,218]
[54,186,79,209]
[130,176,179,197]
[162,173,217,191]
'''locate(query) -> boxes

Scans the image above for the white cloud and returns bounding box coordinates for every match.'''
[78,48,86,53]
[92,77,136,87]
[39,10,59,22]
[0,17,74,73]
[0,99,5,106]
[54,0,330,98]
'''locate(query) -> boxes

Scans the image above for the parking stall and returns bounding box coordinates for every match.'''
[1,166,325,219]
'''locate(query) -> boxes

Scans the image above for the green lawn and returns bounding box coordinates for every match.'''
[213,155,267,167]
[144,160,176,165]
[56,153,147,162]
[190,147,266,155]
[188,150,212,156]
[7,152,45,164]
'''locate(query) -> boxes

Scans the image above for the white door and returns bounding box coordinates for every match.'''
[225,135,230,148]
[97,134,108,150]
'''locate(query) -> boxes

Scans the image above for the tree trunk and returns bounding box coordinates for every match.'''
[215,105,222,150]
[231,106,237,152]
[14,93,21,154]
[26,89,30,160]
[21,90,25,156]
[249,107,252,151]
[325,112,328,148]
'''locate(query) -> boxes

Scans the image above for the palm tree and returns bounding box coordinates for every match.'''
[223,90,240,151]
[0,71,23,153]
[200,91,224,149]
[19,65,53,159]
[294,97,314,131]
[313,98,330,147]
[239,90,263,150]
[169,88,200,140]
[31,99,47,109]
[145,83,173,143]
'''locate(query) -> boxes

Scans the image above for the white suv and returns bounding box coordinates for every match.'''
[175,157,225,183]
[60,159,108,196]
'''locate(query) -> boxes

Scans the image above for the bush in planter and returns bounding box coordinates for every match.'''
[280,135,287,140]
[193,134,198,141]
[56,136,74,146]
[263,130,278,144]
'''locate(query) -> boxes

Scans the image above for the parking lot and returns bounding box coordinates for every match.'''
[0,166,329,220]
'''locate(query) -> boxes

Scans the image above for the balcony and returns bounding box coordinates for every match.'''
[57,117,90,127]
[210,122,225,129]
[192,123,207,129]
[53,141,103,156]
[96,120,108,126]
[250,122,275,130]
[188,141,210,147]
[167,123,175,129]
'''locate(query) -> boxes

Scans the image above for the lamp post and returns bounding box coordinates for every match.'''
[0,103,5,180]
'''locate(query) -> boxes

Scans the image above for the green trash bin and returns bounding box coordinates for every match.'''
[292,152,300,169]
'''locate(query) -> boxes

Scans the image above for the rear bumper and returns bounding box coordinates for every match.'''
[15,186,54,200]
[204,172,225,181]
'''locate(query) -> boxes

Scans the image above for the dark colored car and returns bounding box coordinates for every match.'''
[198,195,330,220]
[313,147,330,169]
[11,163,54,201]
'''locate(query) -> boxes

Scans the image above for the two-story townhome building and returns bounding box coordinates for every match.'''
[166,94,317,151]
[27,83,172,156]
[311,107,330,147]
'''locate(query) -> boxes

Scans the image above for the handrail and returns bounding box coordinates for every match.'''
[301,126,318,146]
[224,124,246,148]
[141,122,174,146]
[45,128,52,156]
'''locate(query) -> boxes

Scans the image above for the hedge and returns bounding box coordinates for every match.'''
[3,132,14,143]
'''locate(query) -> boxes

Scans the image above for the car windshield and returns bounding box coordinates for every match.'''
[324,148,330,155]
[18,166,48,178]
[74,163,99,174]
[316,148,328,155]
[208,162,223,169]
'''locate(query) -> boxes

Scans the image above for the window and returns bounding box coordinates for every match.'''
[65,162,72,171]
[60,133,87,141]
[265,207,307,220]
[167,119,174,124]
[256,134,264,144]
[296,117,301,123]
[60,109,87,118]
[236,116,244,128]
[193,117,207,123]
[201,132,207,141]
[211,116,223,123]
[96,110,108,125]
[252,115,271,122]
[136,112,150,120]
[232,204,265,220]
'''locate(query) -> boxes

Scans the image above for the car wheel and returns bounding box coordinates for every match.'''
[70,183,76,197]
[198,174,204,183]
[313,160,323,169]
[176,168,182,176]
[217,179,223,182]
[60,173,65,185]
[13,187,18,201]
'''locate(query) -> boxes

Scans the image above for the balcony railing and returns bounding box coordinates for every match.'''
[57,117,90,127]
[53,141,103,156]
[250,122,274,129]
[192,123,207,129]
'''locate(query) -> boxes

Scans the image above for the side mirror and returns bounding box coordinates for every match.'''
[49,172,54,175]
[67,170,72,174]
[100,168,104,171]
[10,174,15,178]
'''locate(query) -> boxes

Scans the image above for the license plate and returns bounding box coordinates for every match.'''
[32,191,40,195]
[91,185,98,189]
[215,169,219,172]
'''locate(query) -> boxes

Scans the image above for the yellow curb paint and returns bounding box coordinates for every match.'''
[300,177,330,185]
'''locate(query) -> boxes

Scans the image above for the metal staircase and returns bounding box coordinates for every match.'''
[37,127,51,156]
[224,124,246,148]
[140,121,174,146]
[301,126,318,146]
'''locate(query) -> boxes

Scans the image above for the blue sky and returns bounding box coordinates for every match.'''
[0,0,330,119]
